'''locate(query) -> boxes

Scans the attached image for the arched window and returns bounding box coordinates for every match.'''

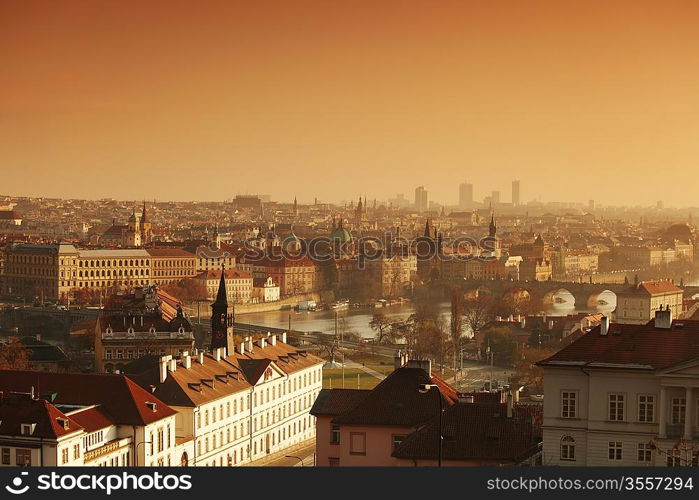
[560,435,575,461]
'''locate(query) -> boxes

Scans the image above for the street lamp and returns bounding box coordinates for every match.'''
[135,441,152,467]
[285,455,304,466]
[418,383,442,467]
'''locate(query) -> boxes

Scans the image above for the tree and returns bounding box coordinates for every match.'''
[510,347,557,394]
[450,287,464,369]
[462,294,496,337]
[481,326,518,366]
[161,279,207,303]
[369,312,394,344]
[0,337,32,370]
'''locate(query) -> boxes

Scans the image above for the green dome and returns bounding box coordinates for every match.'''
[330,226,352,243]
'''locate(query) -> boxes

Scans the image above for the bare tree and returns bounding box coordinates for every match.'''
[369,312,394,344]
[462,294,496,337]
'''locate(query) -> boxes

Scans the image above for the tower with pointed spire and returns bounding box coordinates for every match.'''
[140,200,152,245]
[211,266,234,354]
[293,196,298,217]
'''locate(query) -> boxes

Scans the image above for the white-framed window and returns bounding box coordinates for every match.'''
[561,391,577,418]
[560,435,575,461]
[638,394,655,423]
[608,393,625,421]
[608,441,623,461]
[637,443,652,462]
[671,398,686,425]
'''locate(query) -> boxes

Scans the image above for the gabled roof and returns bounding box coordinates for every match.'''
[0,393,83,439]
[538,320,699,370]
[331,367,459,426]
[0,370,176,426]
[68,405,114,433]
[391,403,540,462]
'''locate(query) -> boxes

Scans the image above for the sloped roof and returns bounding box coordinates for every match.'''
[331,367,459,426]
[538,320,699,370]
[310,389,371,417]
[391,403,539,462]
[0,393,83,439]
[0,370,176,425]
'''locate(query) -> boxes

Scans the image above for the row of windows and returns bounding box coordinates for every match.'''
[560,436,699,465]
[560,391,697,424]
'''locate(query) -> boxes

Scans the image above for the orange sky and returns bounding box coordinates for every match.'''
[2,0,699,206]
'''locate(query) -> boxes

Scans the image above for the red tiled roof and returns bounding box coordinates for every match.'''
[145,248,196,258]
[626,280,682,295]
[538,319,699,370]
[0,210,22,220]
[0,371,176,426]
[69,405,114,432]
[0,393,83,439]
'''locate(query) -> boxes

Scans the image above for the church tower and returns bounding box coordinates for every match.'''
[210,267,234,355]
[125,208,142,247]
[140,201,152,245]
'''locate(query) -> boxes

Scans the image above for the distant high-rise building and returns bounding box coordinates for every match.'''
[511,180,520,206]
[491,190,501,206]
[459,182,473,208]
[588,199,595,211]
[657,200,664,209]
[414,186,428,212]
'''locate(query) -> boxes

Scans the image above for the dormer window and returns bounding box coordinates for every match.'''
[56,418,69,430]
[145,401,157,412]
[21,423,36,436]
[127,327,135,335]
[105,327,113,337]
[149,326,156,334]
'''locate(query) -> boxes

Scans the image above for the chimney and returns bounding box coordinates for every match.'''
[246,337,253,352]
[168,358,177,372]
[198,351,205,364]
[214,347,222,362]
[406,359,432,377]
[394,351,404,370]
[521,317,526,328]
[600,316,610,336]
[270,334,277,346]
[260,337,267,349]
[548,319,554,330]
[506,392,514,418]
[239,342,245,355]
[159,356,170,383]
[654,305,673,329]
[183,352,191,369]
[282,331,287,344]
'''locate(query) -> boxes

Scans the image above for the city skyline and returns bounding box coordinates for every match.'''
[3,0,699,205]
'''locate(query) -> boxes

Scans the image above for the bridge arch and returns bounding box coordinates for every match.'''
[542,288,576,307]
[586,289,617,309]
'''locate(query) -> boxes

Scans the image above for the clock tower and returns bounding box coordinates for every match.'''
[210,267,234,355]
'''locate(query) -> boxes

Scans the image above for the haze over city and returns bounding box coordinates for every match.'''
[3,0,699,206]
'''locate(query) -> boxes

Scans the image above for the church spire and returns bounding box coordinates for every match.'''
[214,264,228,306]
[141,200,147,223]
[489,213,497,237]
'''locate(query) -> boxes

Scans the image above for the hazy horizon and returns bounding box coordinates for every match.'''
[3,0,699,205]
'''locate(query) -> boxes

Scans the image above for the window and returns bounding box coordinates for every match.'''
[608,441,622,461]
[330,425,340,444]
[560,435,575,461]
[638,395,655,423]
[61,448,69,464]
[608,393,625,421]
[349,432,366,455]
[671,398,686,425]
[73,444,80,460]
[1,448,9,465]
[392,435,407,452]
[561,391,577,418]
[16,449,31,466]
[637,443,652,462]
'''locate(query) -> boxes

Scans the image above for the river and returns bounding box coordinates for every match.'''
[237,290,618,339]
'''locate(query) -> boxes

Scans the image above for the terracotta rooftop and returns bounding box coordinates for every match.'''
[538,319,699,370]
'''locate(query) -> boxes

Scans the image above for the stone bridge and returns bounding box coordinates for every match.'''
[438,279,699,310]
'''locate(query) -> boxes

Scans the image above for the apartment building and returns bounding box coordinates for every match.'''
[146,248,197,285]
[538,311,699,466]
[194,269,253,304]
[615,280,684,325]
